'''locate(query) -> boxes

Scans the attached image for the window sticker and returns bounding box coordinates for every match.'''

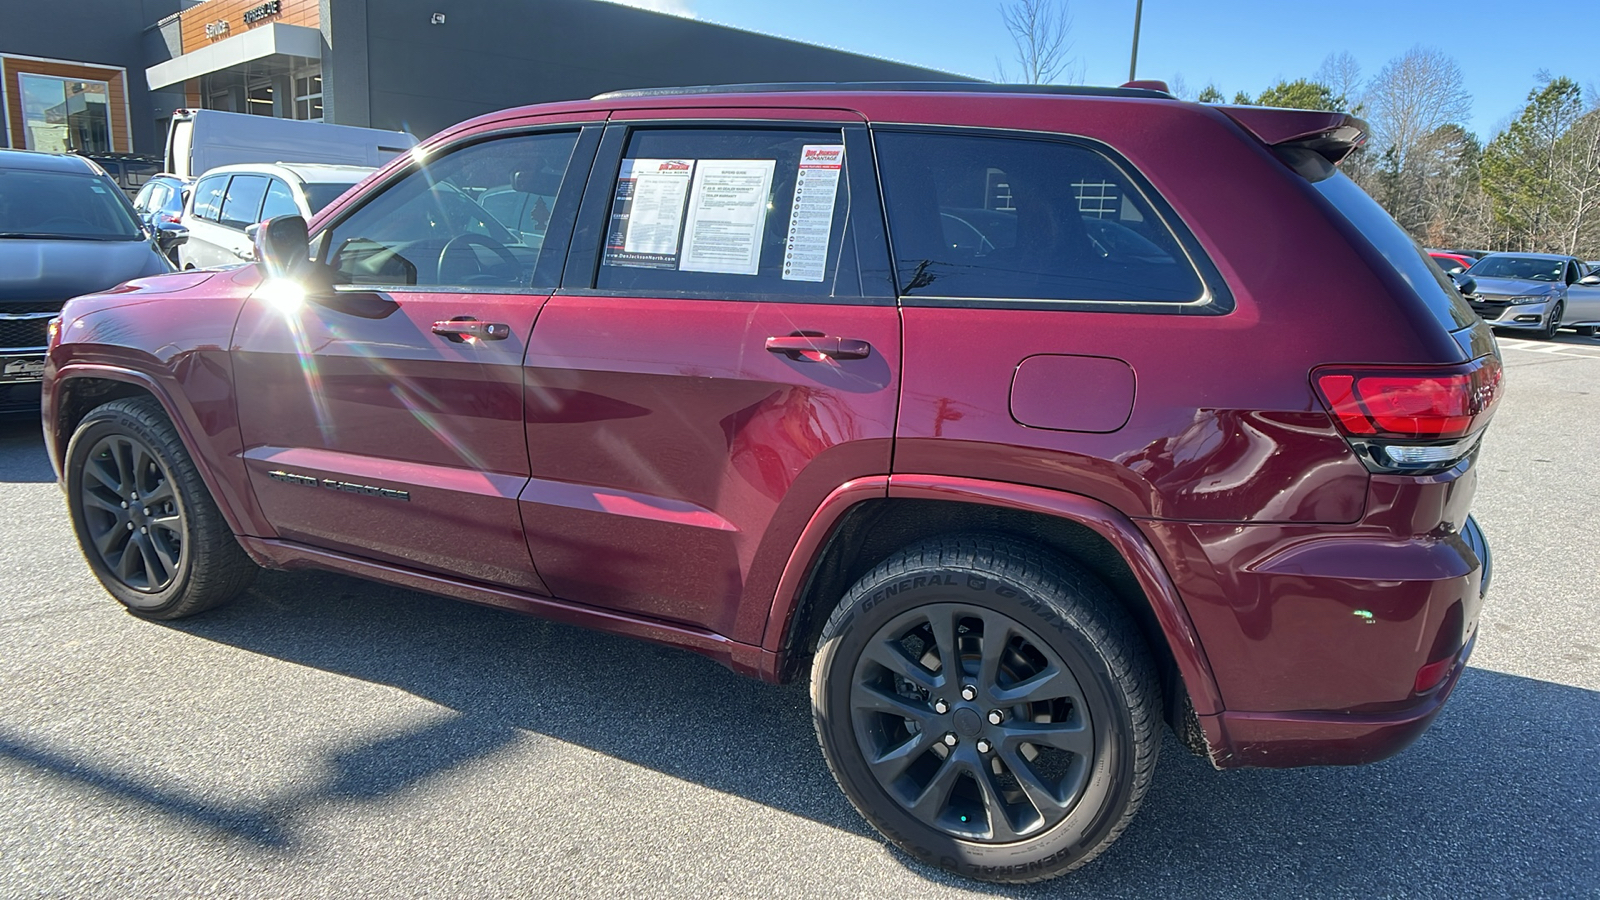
[679,159,777,276]
[603,158,695,269]
[782,144,844,283]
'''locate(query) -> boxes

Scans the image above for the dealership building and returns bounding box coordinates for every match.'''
[0,0,964,158]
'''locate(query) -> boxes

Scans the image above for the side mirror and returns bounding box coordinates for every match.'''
[1453,273,1476,295]
[254,215,309,280]
[156,224,188,252]
[1581,273,1600,286]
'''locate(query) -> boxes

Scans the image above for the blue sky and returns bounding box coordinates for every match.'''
[608,0,1600,141]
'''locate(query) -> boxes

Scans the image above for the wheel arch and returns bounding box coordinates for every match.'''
[765,474,1225,742]
[49,365,261,547]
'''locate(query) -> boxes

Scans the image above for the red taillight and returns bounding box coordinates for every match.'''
[1413,655,1454,694]
[159,213,181,224]
[1314,356,1501,441]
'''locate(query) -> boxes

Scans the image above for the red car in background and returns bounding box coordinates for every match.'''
[41,83,1497,883]
[1429,250,1477,274]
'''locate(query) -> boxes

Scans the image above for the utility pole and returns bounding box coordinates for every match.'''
[1128,0,1144,82]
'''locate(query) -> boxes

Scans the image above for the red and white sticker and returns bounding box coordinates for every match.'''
[782,144,844,283]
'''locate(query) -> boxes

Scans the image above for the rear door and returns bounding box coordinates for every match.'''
[181,172,231,268]
[518,110,900,641]
[232,120,601,590]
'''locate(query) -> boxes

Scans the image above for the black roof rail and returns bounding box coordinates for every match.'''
[591,81,1174,101]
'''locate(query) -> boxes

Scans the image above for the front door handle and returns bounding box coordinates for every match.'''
[765,333,872,361]
[433,318,511,342]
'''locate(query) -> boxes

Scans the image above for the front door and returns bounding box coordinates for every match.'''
[232,124,598,591]
[519,116,901,641]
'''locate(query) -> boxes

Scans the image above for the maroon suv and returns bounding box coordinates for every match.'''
[42,83,1497,883]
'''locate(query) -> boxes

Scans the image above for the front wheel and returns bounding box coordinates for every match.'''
[64,396,257,619]
[1538,302,1564,340]
[810,535,1161,883]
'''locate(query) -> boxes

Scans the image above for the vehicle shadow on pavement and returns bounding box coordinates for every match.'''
[124,569,1597,896]
[0,415,53,483]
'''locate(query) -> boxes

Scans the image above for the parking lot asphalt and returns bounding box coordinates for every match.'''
[2,340,1598,899]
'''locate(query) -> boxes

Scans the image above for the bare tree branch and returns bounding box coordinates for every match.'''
[998,0,1079,85]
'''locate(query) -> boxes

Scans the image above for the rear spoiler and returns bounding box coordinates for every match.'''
[1215,106,1369,167]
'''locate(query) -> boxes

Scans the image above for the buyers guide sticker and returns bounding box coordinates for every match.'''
[603,159,695,269]
[679,159,777,275]
[782,144,844,282]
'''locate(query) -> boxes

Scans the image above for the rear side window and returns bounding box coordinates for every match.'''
[875,131,1204,303]
[593,126,850,297]
[1311,172,1474,330]
[191,174,227,222]
[219,174,270,229]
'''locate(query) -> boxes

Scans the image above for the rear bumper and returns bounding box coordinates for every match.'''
[1165,512,1491,769]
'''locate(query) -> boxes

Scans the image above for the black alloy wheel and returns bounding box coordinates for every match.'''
[849,603,1094,842]
[812,534,1160,884]
[65,396,256,619]
[78,432,185,593]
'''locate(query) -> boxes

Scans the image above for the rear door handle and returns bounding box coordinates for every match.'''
[765,334,872,361]
[433,319,511,342]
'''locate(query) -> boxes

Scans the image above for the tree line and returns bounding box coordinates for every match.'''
[1182,49,1600,258]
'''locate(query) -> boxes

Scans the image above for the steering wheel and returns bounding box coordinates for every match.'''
[437,232,521,284]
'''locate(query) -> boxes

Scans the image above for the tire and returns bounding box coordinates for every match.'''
[1577,326,1597,337]
[810,534,1161,883]
[1538,302,1564,340]
[64,396,256,619]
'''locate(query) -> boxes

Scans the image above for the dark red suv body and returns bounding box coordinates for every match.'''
[42,84,1496,882]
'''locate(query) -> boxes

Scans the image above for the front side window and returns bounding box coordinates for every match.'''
[322,130,579,288]
[219,175,270,230]
[17,73,112,153]
[260,179,300,222]
[593,126,851,297]
[875,131,1204,304]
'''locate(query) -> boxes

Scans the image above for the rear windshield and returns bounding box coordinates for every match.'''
[1312,171,1475,330]
[0,169,143,240]
[304,181,359,215]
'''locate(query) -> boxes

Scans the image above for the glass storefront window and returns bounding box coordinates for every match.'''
[18,73,112,153]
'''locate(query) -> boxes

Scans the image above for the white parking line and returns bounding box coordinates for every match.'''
[1497,337,1600,359]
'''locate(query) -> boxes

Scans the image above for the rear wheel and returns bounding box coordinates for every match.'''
[1577,325,1597,337]
[64,396,256,619]
[811,534,1160,883]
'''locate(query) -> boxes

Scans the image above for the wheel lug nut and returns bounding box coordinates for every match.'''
[988,710,1004,725]
[120,501,128,509]
[961,685,977,701]
[976,739,992,753]
[140,527,147,534]
[932,699,949,714]
[942,732,958,747]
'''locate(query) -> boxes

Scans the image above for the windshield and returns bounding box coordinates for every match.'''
[0,169,143,239]
[303,181,361,215]
[1467,255,1564,282]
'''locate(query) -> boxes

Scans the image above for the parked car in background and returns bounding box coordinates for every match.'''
[1428,250,1475,274]
[178,164,373,269]
[165,109,415,180]
[0,149,171,413]
[132,173,193,264]
[1464,252,1600,338]
[82,153,163,199]
[42,83,1497,883]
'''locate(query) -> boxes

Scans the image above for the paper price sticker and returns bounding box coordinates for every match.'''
[782,144,844,283]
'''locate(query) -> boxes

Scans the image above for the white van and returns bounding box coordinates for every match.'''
[178,163,372,269]
[165,109,415,179]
